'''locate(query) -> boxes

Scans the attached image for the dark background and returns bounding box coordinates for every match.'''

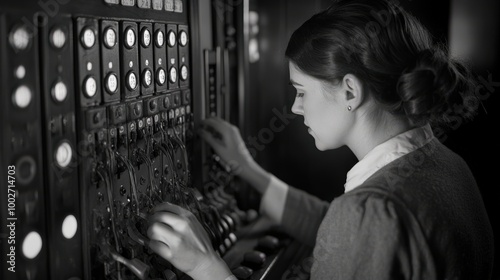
[242,0,499,278]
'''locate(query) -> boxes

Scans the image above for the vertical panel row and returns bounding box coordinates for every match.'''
[0,12,49,280]
[40,15,83,279]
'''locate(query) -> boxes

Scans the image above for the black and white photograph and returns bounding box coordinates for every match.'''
[0,0,498,279]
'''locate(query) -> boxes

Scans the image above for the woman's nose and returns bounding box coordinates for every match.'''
[291,97,304,115]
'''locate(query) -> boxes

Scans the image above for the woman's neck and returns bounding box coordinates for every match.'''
[347,111,414,160]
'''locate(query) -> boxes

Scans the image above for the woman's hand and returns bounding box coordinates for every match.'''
[147,202,232,280]
[199,117,255,176]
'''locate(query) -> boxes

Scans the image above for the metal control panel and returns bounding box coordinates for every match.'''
[0,1,257,279]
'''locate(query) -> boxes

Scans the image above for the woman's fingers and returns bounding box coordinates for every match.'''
[152,201,187,215]
[147,222,179,250]
[149,212,187,233]
[199,129,225,149]
[149,239,172,260]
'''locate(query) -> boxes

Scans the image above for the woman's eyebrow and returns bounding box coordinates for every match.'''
[289,79,303,87]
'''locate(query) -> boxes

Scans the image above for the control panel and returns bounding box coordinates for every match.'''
[1,1,307,279]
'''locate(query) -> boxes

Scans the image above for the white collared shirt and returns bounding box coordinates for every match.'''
[344,124,435,192]
[260,124,435,223]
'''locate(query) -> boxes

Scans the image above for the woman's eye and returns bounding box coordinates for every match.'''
[296,92,304,98]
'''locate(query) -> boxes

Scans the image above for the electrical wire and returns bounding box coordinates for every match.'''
[114,151,140,215]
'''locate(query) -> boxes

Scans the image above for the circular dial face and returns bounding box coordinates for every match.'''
[104,28,117,48]
[179,30,188,46]
[51,28,66,49]
[157,68,166,85]
[10,26,31,51]
[168,30,176,47]
[12,85,32,108]
[125,28,136,48]
[143,69,152,87]
[81,28,96,49]
[156,30,164,47]
[55,141,72,168]
[127,72,138,90]
[106,73,118,93]
[52,81,68,102]
[142,28,151,47]
[169,67,177,84]
[84,76,97,97]
[180,65,188,81]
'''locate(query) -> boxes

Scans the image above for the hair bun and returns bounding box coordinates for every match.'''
[396,48,475,126]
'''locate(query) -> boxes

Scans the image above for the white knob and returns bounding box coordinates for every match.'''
[52,81,68,102]
[51,27,66,49]
[55,142,72,168]
[62,215,78,239]
[180,65,188,81]
[10,26,30,51]
[12,85,32,108]
[22,231,43,259]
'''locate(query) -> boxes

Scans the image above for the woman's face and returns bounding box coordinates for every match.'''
[289,62,352,151]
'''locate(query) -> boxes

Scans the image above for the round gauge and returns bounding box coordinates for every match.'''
[50,27,66,49]
[52,81,68,102]
[169,67,177,84]
[10,26,31,51]
[12,85,32,108]
[81,28,96,49]
[106,73,118,94]
[141,28,151,47]
[155,30,164,47]
[167,30,176,47]
[157,68,166,85]
[55,141,72,168]
[103,27,117,48]
[22,232,42,259]
[125,27,136,48]
[83,76,97,97]
[179,30,188,47]
[127,71,138,90]
[180,65,188,81]
[143,69,152,87]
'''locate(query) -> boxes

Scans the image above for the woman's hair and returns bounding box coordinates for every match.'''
[285,0,477,126]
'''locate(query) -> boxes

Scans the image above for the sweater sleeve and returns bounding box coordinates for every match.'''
[280,186,330,247]
[259,175,330,247]
[310,191,437,280]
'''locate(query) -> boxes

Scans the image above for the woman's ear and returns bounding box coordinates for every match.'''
[342,74,364,111]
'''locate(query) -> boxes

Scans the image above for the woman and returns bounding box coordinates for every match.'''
[147,0,494,279]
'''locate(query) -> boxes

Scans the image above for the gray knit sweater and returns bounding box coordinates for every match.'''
[280,139,494,279]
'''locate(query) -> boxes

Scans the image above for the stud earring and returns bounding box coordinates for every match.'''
[347,106,352,111]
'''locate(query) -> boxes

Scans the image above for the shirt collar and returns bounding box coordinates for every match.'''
[344,124,435,193]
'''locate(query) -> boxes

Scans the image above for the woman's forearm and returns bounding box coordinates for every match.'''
[239,160,272,194]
